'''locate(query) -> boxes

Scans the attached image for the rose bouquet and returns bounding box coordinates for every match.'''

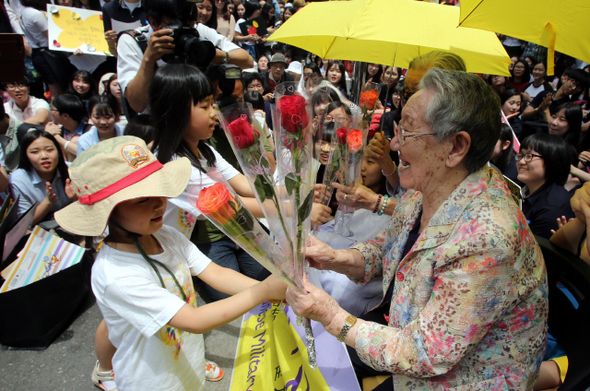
[197,182,297,287]
[217,103,294,259]
[359,82,381,124]
[217,91,318,367]
[333,123,369,237]
[273,81,317,367]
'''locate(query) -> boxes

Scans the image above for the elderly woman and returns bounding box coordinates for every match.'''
[286,69,548,390]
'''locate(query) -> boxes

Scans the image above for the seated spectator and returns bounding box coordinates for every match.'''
[508,59,531,92]
[101,73,127,126]
[522,68,590,122]
[243,71,273,128]
[44,94,88,162]
[242,90,274,152]
[518,133,574,239]
[77,95,124,155]
[67,70,98,110]
[123,114,154,149]
[490,123,518,181]
[548,102,582,165]
[261,53,294,95]
[325,60,348,97]
[488,74,510,95]
[9,130,73,224]
[0,96,23,174]
[523,61,554,103]
[499,88,523,138]
[2,80,50,125]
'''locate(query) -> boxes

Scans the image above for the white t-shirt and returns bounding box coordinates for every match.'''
[4,96,50,123]
[19,7,48,48]
[163,148,240,238]
[117,24,239,114]
[524,83,546,100]
[91,225,211,391]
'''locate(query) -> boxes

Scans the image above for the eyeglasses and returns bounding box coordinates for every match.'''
[516,152,543,162]
[5,84,26,90]
[325,115,350,123]
[394,124,436,146]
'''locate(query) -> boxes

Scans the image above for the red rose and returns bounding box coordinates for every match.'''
[336,127,348,145]
[347,129,363,152]
[227,116,259,149]
[278,95,309,133]
[359,90,379,111]
[196,183,237,225]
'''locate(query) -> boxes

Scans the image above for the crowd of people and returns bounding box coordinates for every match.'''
[2,0,590,390]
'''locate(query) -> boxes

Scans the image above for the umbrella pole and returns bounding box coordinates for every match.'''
[379,50,397,136]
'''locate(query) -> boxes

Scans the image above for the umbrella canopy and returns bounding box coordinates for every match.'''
[459,0,590,75]
[269,0,511,76]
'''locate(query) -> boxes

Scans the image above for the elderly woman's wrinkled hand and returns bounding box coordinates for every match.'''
[285,273,340,325]
[333,182,379,211]
[571,182,590,224]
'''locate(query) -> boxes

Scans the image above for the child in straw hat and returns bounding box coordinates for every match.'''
[55,136,286,391]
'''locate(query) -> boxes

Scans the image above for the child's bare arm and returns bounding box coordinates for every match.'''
[167,272,286,334]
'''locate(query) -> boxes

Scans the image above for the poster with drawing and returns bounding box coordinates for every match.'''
[46,4,111,56]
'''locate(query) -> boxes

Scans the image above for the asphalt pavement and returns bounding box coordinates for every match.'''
[0,295,241,391]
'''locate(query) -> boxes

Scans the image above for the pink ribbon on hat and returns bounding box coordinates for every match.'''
[78,161,163,205]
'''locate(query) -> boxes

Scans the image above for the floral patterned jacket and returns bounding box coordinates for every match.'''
[352,166,548,390]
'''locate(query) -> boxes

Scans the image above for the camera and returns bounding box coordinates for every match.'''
[161,20,216,69]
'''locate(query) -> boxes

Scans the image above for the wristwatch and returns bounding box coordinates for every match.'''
[222,51,230,64]
[337,315,358,342]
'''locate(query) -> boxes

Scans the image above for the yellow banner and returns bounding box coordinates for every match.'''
[231,302,330,390]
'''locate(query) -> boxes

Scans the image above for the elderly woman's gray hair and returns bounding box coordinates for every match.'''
[419,68,501,173]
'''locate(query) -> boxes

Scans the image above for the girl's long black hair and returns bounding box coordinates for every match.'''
[150,64,216,173]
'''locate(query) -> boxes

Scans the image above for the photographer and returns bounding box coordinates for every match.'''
[117,0,253,114]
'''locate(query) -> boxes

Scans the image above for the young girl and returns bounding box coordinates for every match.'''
[518,133,574,239]
[9,130,73,224]
[499,88,523,138]
[150,64,270,302]
[77,94,124,155]
[55,136,286,391]
[67,70,98,107]
[325,60,348,97]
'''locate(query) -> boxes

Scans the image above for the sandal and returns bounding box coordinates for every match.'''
[205,360,224,382]
[91,360,119,391]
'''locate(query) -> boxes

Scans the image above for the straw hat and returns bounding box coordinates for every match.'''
[55,136,191,236]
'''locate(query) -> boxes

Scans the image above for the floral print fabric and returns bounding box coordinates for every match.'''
[352,166,548,390]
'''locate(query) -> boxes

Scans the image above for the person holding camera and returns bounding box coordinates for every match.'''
[117,0,253,115]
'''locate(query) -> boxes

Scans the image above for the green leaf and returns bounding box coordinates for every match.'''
[254,175,274,203]
[285,173,299,196]
[297,190,314,223]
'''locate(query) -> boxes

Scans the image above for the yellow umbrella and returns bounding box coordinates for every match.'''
[269,0,511,76]
[459,0,590,75]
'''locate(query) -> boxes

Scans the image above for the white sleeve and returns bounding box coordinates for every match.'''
[116,33,145,96]
[196,23,239,52]
[211,148,240,181]
[5,0,23,34]
[162,226,211,275]
[234,18,243,33]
